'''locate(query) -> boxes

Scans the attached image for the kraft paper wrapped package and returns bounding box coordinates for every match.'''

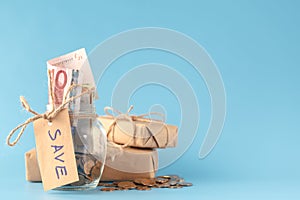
[25,145,158,182]
[102,143,158,181]
[98,115,178,149]
[25,149,42,182]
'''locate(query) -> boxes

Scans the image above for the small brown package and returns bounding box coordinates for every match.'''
[98,115,178,148]
[25,145,158,182]
[102,144,158,181]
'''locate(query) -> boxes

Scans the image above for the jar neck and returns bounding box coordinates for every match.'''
[46,104,97,117]
[69,104,97,117]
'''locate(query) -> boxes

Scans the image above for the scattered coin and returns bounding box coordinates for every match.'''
[133,178,144,185]
[100,187,118,192]
[178,182,193,187]
[113,181,122,186]
[169,180,178,186]
[137,186,151,191]
[118,181,137,189]
[178,178,185,183]
[140,179,156,187]
[169,185,183,189]
[98,182,116,187]
[156,183,170,188]
[118,187,129,191]
[155,177,169,184]
[157,175,171,179]
[169,175,180,179]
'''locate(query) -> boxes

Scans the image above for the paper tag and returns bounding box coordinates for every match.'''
[33,109,78,191]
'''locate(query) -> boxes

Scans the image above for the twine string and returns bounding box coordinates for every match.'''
[6,70,95,147]
[103,106,166,148]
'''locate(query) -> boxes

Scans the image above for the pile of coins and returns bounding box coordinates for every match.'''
[98,175,192,192]
[70,153,101,186]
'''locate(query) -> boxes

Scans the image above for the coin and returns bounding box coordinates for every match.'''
[134,178,156,186]
[133,178,144,185]
[169,180,178,186]
[155,177,169,184]
[84,159,95,175]
[137,186,151,191]
[157,175,171,179]
[95,161,102,168]
[169,185,183,189]
[156,183,170,188]
[178,178,185,183]
[178,182,193,187]
[170,177,181,183]
[140,179,156,187]
[169,175,180,179]
[90,165,100,179]
[100,187,118,192]
[98,182,116,187]
[70,174,86,186]
[118,181,137,189]
[113,181,122,186]
[118,187,129,191]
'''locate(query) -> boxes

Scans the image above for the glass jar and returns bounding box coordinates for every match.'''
[49,93,107,190]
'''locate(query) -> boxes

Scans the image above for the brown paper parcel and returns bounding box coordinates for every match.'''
[25,149,42,182]
[98,115,178,148]
[102,143,158,181]
[25,145,158,182]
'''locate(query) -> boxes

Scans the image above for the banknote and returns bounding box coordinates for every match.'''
[47,48,96,110]
[47,48,96,89]
[47,66,78,107]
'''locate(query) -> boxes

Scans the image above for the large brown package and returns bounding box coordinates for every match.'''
[25,146,158,182]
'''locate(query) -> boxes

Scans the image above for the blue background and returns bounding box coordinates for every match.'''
[0,0,299,199]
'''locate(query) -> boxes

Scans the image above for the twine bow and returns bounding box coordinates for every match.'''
[104,106,168,148]
[104,106,165,122]
[6,71,95,147]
